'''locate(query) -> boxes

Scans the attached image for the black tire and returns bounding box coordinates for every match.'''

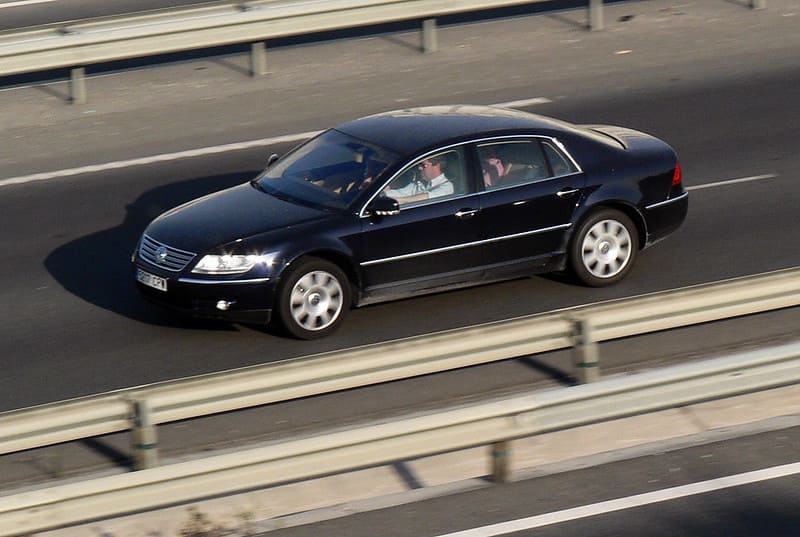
[569,208,639,287]
[276,257,351,339]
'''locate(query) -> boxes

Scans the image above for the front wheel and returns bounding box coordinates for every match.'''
[276,257,351,339]
[569,209,639,287]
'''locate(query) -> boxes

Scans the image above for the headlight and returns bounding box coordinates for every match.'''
[192,254,271,275]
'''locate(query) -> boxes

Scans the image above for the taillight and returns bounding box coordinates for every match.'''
[671,162,683,186]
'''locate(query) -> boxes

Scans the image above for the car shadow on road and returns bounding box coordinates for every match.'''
[44,171,267,330]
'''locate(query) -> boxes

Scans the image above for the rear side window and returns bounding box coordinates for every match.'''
[476,140,549,189]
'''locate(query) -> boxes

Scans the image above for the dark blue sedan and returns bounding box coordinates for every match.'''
[133,106,688,338]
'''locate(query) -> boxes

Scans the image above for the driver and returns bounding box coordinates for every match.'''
[384,156,453,203]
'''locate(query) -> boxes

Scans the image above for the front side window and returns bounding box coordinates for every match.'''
[255,129,399,210]
[383,148,467,206]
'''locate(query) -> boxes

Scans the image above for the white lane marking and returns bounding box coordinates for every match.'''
[492,97,553,108]
[0,93,775,192]
[685,174,778,191]
[0,131,321,187]
[432,461,800,537]
[0,0,58,8]
[0,98,550,187]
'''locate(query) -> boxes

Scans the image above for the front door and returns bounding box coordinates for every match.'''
[358,147,483,300]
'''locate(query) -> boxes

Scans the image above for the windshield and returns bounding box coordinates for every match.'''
[254,129,400,210]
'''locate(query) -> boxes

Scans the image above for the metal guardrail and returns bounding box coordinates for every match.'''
[2,266,799,459]
[0,0,566,103]
[1,340,798,536]
[0,0,767,103]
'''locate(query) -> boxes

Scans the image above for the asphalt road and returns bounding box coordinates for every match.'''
[1,71,797,411]
[0,0,799,491]
[265,426,800,537]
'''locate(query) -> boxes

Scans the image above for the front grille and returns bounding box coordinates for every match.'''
[138,234,196,272]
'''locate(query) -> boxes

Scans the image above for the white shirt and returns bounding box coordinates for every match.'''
[385,174,454,200]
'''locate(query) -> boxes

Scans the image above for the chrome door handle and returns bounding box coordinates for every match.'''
[455,208,479,218]
[557,188,580,198]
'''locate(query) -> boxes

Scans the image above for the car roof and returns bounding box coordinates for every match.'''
[334,105,583,156]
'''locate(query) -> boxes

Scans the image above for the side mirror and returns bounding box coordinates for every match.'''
[367,197,400,217]
[267,153,279,168]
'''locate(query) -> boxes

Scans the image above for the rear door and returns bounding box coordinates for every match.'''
[474,137,585,274]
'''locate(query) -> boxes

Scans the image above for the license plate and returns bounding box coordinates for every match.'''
[137,268,167,292]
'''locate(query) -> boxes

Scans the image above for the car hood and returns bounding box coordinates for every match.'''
[144,183,333,252]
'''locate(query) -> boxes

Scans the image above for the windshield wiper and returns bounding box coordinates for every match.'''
[249,178,266,192]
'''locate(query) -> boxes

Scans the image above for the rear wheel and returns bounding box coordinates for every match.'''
[276,257,350,339]
[569,209,638,286]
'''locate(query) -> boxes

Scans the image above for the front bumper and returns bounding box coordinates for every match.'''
[134,262,275,325]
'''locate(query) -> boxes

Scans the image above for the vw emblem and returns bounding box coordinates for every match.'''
[155,246,169,264]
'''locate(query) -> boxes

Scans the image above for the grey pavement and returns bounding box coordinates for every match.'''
[2,0,799,179]
[260,424,800,537]
[31,382,800,536]
[3,0,799,534]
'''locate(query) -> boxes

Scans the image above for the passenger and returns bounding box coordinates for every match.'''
[482,157,505,187]
[384,156,454,203]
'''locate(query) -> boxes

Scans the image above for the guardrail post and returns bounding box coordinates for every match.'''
[750,0,766,8]
[491,441,511,483]
[69,67,87,104]
[131,398,159,470]
[588,0,604,31]
[572,317,600,383]
[422,18,438,53]
[250,42,267,76]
